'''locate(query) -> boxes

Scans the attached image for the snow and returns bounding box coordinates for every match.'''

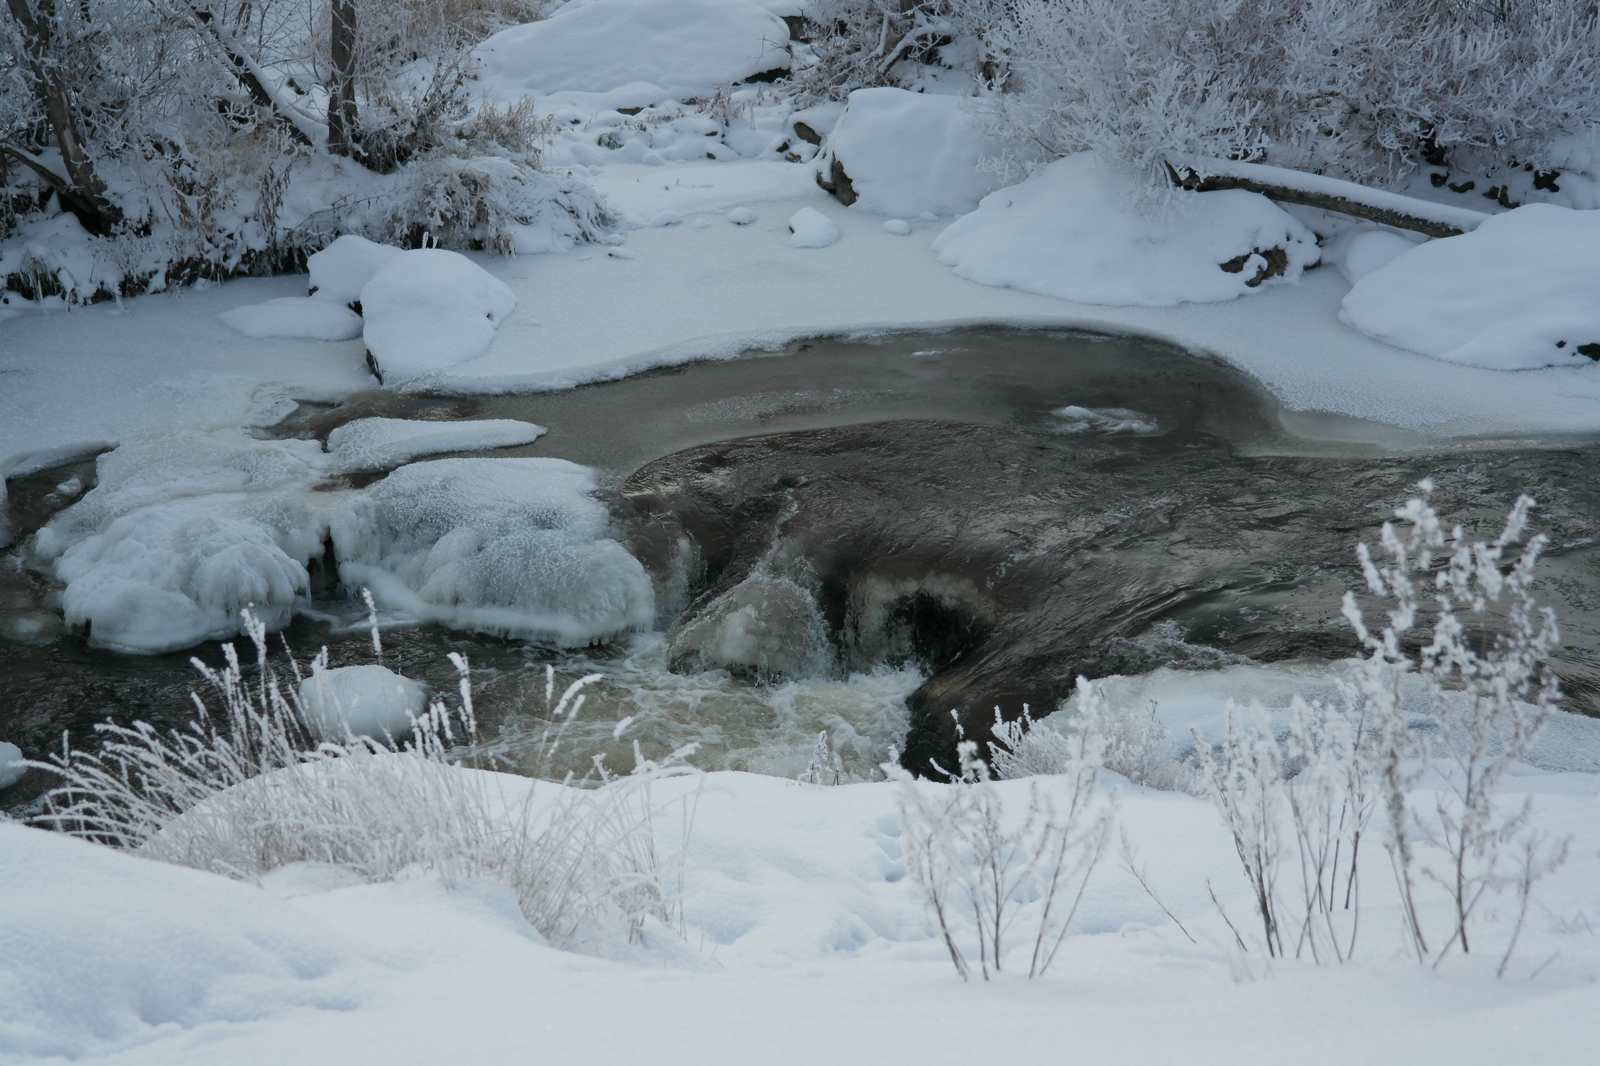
[820,87,1012,217]
[473,0,791,109]
[216,296,364,341]
[787,206,840,248]
[1339,203,1600,369]
[882,219,911,235]
[360,249,518,384]
[307,235,403,308]
[0,741,22,789]
[1324,226,1421,284]
[31,432,328,654]
[298,665,427,743]
[324,416,547,473]
[591,161,816,227]
[932,152,1321,307]
[330,458,654,645]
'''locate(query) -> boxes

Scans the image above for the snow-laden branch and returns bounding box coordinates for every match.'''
[1168,155,1491,238]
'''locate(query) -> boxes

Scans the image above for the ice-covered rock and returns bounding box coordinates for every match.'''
[307,235,403,309]
[298,664,427,743]
[1339,203,1600,369]
[787,207,840,248]
[331,458,654,645]
[0,741,23,789]
[324,417,547,473]
[816,88,1011,218]
[33,433,328,654]
[932,152,1320,306]
[360,250,517,384]
[216,297,364,341]
[474,0,790,109]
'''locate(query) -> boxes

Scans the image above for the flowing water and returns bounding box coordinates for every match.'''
[4,328,1599,807]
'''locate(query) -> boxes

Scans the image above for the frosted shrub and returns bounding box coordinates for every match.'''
[992,681,1195,793]
[35,611,685,953]
[895,709,1113,980]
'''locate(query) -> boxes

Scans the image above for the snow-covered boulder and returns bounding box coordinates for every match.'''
[33,433,327,654]
[216,297,364,341]
[931,153,1320,307]
[324,417,547,473]
[359,250,517,384]
[307,235,403,309]
[815,88,1011,218]
[0,741,23,789]
[1339,203,1600,369]
[1323,226,1421,285]
[298,664,427,743]
[331,458,654,645]
[787,207,840,248]
[474,0,791,110]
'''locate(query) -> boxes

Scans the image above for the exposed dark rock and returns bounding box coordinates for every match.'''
[815,155,857,206]
[793,121,822,145]
[1219,246,1290,286]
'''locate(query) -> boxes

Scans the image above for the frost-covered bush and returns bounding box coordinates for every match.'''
[979,0,1600,193]
[797,0,1006,101]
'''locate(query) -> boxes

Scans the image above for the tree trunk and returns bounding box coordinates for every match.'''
[4,0,121,234]
[327,0,359,158]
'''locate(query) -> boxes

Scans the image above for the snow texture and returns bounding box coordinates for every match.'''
[474,0,791,110]
[331,458,654,645]
[216,297,364,342]
[298,665,427,743]
[788,207,840,248]
[592,162,816,227]
[360,250,518,384]
[324,417,547,473]
[1339,203,1600,369]
[307,235,404,309]
[0,742,22,789]
[933,153,1321,307]
[1325,226,1422,284]
[32,432,327,654]
[820,88,1010,217]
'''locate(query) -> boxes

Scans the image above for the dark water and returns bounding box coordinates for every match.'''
[4,328,1598,807]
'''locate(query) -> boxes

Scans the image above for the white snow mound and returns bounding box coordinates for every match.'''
[360,250,517,384]
[1324,226,1421,285]
[788,207,840,248]
[1339,203,1600,369]
[331,458,654,645]
[325,416,547,473]
[217,297,364,341]
[33,433,327,654]
[819,88,1011,218]
[298,664,427,743]
[0,741,22,789]
[307,235,403,308]
[932,152,1320,307]
[474,0,790,105]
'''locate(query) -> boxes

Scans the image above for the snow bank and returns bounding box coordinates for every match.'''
[307,234,403,308]
[1339,203,1600,369]
[474,0,790,108]
[298,664,427,743]
[788,207,840,248]
[216,296,364,341]
[33,432,327,653]
[331,458,653,645]
[932,153,1320,306]
[0,741,22,789]
[0,822,356,1059]
[819,88,1010,217]
[360,250,518,384]
[325,416,547,473]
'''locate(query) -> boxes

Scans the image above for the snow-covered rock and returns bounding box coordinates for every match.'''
[932,152,1320,307]
[331,458,654,646]
[307,234,403,309]
[33,433,327,654]
[298,664,427,743]
[474,0,791,110]
[817,88,1010,218]
[324,417,547,473]
[1339,203,1600,369]
[216,297,364,341]
[0,741,23,789]
[787,207,840,248]
[360,250,517,384]
[1324,226,1421,285]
